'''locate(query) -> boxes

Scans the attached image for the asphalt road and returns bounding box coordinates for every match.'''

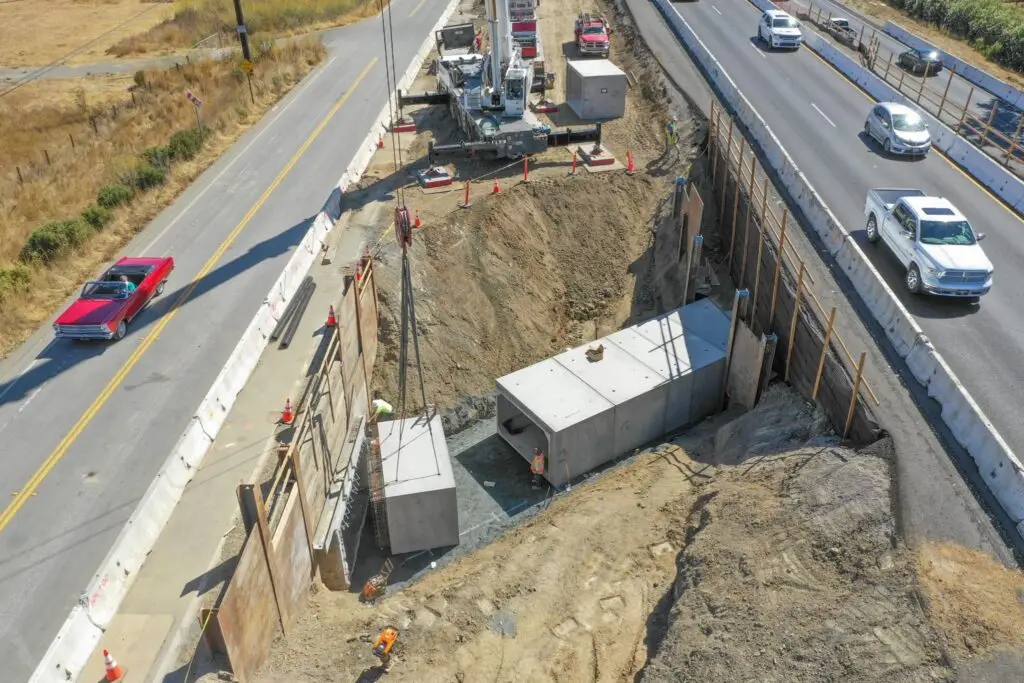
[670,0,1024,472]
[794,0,1024,164]
[0,0,447,678]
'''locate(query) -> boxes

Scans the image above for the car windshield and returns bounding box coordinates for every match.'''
[773,17,797,28]
[919,220,977,246]
[583,26,604,34]
[81,281,131,300]
[892,113,927,132]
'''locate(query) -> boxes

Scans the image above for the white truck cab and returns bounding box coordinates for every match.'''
[758,10,803,50]
[864,189,993,301]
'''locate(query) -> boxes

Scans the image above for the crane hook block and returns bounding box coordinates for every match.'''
[395,207,413,248]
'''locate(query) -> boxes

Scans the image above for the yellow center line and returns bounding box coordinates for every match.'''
[0,57,378,533]
[410,0,429,18]
[803,47,1024,225]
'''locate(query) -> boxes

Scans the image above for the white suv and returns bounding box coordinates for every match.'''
[758,10,803,50]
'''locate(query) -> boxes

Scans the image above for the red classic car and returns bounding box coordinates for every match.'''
[53,256,175,341]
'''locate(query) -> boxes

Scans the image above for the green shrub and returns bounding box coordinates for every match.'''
[97,184,134,209]
[0,265,32,301]
[133,70,146,87]
[169,128,205,161]
[20,218,91,264]
[81,204,114,230]
[143,145,173,169]
[888,0,1024,72]
[121,163,167,191]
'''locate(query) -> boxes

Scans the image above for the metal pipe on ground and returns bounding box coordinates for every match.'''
[279,279,317,349]
[270,275,314,341]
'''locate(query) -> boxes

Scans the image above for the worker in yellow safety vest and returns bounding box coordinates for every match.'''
[530,447,546,489]
[370,397,393,424]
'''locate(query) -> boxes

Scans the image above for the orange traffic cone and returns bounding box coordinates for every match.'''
[103,649,124,682]
[326,305,337,327]
[492,177,500,194]
[281,399,293,424]
[376,136,385,149]
[413,210,422,229]
[626,150,635,176]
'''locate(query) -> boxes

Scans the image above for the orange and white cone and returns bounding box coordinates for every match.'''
[492,178,500,194]
[281,398,293,424]
[103,649,125,682]
[326,305,337,328]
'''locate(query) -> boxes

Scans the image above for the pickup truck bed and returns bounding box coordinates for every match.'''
[868,188,926,212]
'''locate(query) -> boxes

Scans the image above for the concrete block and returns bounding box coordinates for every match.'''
[378,414,459,554]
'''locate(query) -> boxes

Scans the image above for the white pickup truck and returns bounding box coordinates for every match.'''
[864,189,993,301]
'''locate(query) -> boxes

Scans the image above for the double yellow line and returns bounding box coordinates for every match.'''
[0,58,378,533]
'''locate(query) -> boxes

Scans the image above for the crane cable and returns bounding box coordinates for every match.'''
[377,0,407,208]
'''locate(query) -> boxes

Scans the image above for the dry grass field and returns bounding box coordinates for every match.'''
[0,39,326,357]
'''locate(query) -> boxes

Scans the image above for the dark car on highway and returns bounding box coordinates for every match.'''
[897,48,943,76]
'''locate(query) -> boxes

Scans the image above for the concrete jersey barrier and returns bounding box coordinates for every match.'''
[648,0,1024,539]
[882,21,1024,111]
[28,0,460,680]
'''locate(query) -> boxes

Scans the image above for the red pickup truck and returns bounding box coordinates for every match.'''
[53,256,174,341]
[575,12,612,58]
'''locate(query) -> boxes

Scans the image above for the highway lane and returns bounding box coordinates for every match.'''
[673,0,1024,461]
[0,0,448,678]
[792,0,1022,144]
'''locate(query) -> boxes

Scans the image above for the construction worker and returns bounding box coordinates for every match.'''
[473,31,482,54]
[373,626,399,672]
[530,447,546,489]
[666,116,679,151]
[370,397,393,424]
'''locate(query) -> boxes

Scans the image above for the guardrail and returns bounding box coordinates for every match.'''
[28,0,461,679]
[650,0,1024,541]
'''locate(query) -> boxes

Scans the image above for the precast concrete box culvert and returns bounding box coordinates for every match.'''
[496,299,731,488]
[565,58,628,121]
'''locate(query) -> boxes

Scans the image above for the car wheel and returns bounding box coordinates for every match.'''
[114,319,127,341]
[863,120,872,138]
[770,35,775,50]
[882,138,891,154]
[905,265,922,295]
[156,280,166,296]
[866,215,880,243]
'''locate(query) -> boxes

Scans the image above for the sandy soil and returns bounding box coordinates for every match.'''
[0,0,174,67]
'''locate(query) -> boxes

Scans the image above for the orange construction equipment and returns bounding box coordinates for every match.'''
[492,177,501,194]
[361,558,394,602]
[326,305,337,328]
[103,649,125,682]
[281,398,293,424]
[373,627,399,671]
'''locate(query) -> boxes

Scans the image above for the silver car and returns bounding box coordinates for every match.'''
[863,102,931,157]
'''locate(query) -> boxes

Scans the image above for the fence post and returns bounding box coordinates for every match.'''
[767,211,788,328]
[981,102,999,143]
[785,262,806,383]
[897,66,906,92]
[958,87,974,132]
[917,64,928,103]
[16,166,23,184]
[883,52,893,82]
[720,118,735,220]
[812,307,837,400]
[937,69,954,119]
[857,24,865,51]
[289,448,316,570]
[748,185,769,329]
[69,133,75,150]
[1004,116,1024,166]
[843,351,867,439]
[720,288,750,409]
[727,138,746,261]
[44,149,51,166]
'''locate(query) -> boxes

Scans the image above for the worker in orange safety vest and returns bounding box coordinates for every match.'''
[530,447,546,489]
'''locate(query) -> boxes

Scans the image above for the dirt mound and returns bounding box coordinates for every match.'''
[372,171,669,410]
[638,405,951,682]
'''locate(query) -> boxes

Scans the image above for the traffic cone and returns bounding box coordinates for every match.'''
[376,136,385,149]
[281,399,293,424]
[413,210,422,229]
[103,649,125,682]
[492,177,500,194]
[626,150,635,176]
[326,305,337,327]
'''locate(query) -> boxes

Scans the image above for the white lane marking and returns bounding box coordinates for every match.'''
[750,41,767,59]
[18,387,42,414]
[0,357,45,403]
[712,5,722,14]
[139,55,339,256]
[811,102,836,127]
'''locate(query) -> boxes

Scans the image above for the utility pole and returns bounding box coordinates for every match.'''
[232,0,252,61]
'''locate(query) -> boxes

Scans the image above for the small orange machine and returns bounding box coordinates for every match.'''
[373,627,399,670]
